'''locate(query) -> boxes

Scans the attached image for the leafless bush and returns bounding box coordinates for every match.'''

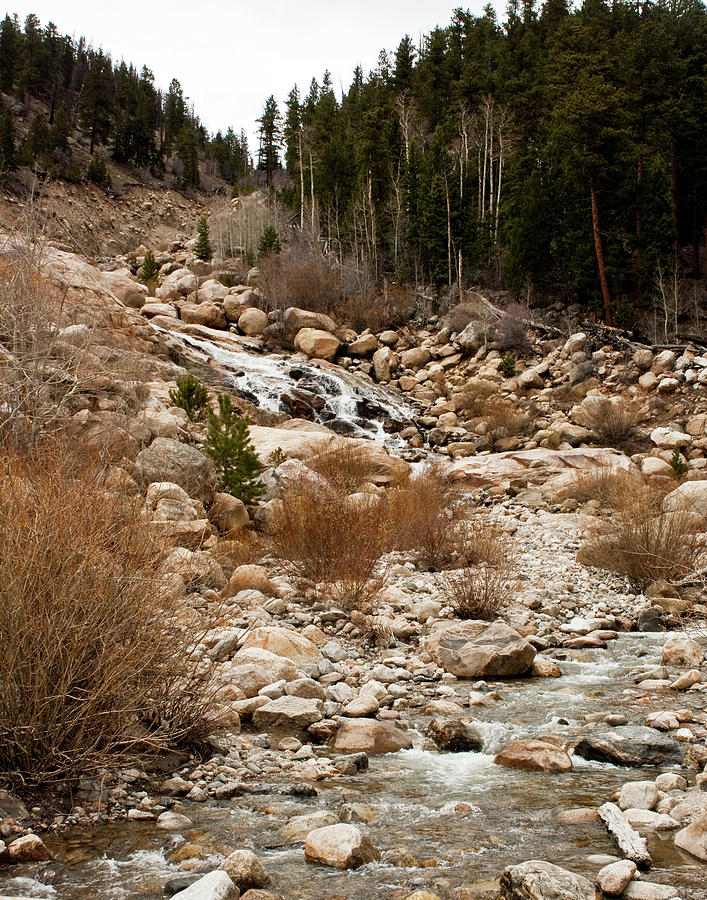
[261,242,344,314]
[269,481,389,612]
[454,378,498,418]
[496,302,531,353]
[0,444,217,785]
[302,438,395,494]
[438,563,511,620]
[209,193,288,263]
[559,466,646,508]
[448,302,479,334]
[481,398,532,448]
[0,241,97,450]
[387,465,468,570]
[581,397,642,448]
[579,485,705,591]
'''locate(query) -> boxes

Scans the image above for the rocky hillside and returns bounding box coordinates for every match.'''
[0,223,706,900]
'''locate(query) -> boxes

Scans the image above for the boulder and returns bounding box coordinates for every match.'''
[7,834,51,862]
[294,328,340,361]
[240,626,322,665]
[500,861,594,900]
[618,781,659,811]
[160,548,226,591]
[372,346,397,382]
[304,823,379,869]
[573,726,682,767]
[661,633,703,669]
[233,648,298,684]
[141,301,179,319]
[596,860,637,895]
[100,270,148,308]
[426,718,483,752]
[400,347,431,369]
[283,307,337,335]
[329,719,413,755]
[220,849,270,889]
[348,334,378,356]
[650,427,691,449]
[180,301,227,330]
[157,811,193,829]
[171,870,238,899]
[280,811,339,843]
[494,739,572,773]
[157,267,198,300]
[197,279,229,303]
[209,493,250,533]
[674,810,707,861]
[662,480,707,519]
[251,696,323,731]
[425,620,536,678]
[133,437,217,502]
[238,308,269,335]
[224,565,273,597]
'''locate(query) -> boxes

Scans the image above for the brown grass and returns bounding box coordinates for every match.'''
[559,466,647,508]
[387,465,469,570]
[438,564,511,620]
[481,398,532,449]
[580,484,705,591]
[581,397,642,448]
[269,482,389,612]
[454,379,498,418]
[0,443,217,785]
[302,438,387,494]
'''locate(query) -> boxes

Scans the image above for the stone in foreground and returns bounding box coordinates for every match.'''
[329,718,413,755]
[425,620,536,678]
[573,726,682,767]
[220,849,270,890]
[494,739,572,773]
[7,833,51,862]
[170,870,238,899]
[251,696,323,732]
[500,860,594,900]
[426,717,483,752]
[674,811,707,861]
[304,823,379,869]
[596,860,637,895]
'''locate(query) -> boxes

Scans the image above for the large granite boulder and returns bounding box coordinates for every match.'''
[501,861,594,900]
[494,739,572,773]
[133,437,216,502]
[304,823,379,869]
[329,719,413,755]
[573,726,682,767]
[425,620,536,678]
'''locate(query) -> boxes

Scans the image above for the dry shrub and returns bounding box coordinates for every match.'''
[580,485,705,591]
[269,482,389,612]
[482,398,532,448]
[261,245,344,314]
[454,378,498,418]
[438,564,511,620]
[0,444,216,785]
[448,302,479,334]
[303,438,392,494]
[560,466,646,508]
[212,530,265,577]
[0,247,97,450]
[387,465,468,570]
[581,397,642,448]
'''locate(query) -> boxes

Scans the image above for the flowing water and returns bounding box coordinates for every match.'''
[3,634,706,899]
[156,325,418,443]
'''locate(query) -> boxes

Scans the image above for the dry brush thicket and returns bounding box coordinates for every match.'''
[0,445,217,785]
[580,478,706,592]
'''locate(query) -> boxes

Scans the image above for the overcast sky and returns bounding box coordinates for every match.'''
[11,1,496,147]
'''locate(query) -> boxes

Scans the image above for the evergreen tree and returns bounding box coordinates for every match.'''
[138,249,159,284]
[79,50,113,153]
[256,94,282,187]
[86,153,111,187]
[194,215,211,260]
[0,100,15,172]
[204,395,264,505]
[176,124,199,187]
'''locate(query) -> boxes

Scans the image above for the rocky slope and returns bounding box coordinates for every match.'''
[0,225,705,900]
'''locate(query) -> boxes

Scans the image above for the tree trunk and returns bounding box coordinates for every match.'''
[670,143,680,268]
[298,129,304,230]
[590,178,613,327]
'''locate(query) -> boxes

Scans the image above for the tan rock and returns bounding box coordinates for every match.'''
[240,626,322,665]
[304,823,379,869]
[209,493,250,533]
[7,833,51,862]
[238,308,269,335]
[494,739,572,773]
[425,620,536,678]
[329,718,413,755]
[294,328,340,361]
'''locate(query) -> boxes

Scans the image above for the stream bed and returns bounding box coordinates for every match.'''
[3,633,706,899]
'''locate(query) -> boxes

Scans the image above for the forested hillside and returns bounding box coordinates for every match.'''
[269,0,706,328]
[0,12,249,188]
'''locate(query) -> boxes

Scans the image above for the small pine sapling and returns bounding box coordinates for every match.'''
[168,374,209,421]
[139,250,159,286]
[86,154,111,187]
[205,394,264,505]
[499,352,516,378]
[194,215,212,261]
[669,446,688,479]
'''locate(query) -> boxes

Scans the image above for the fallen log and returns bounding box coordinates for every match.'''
[598,802,652,868]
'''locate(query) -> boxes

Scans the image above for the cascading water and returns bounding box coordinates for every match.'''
[153,324,419,443]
